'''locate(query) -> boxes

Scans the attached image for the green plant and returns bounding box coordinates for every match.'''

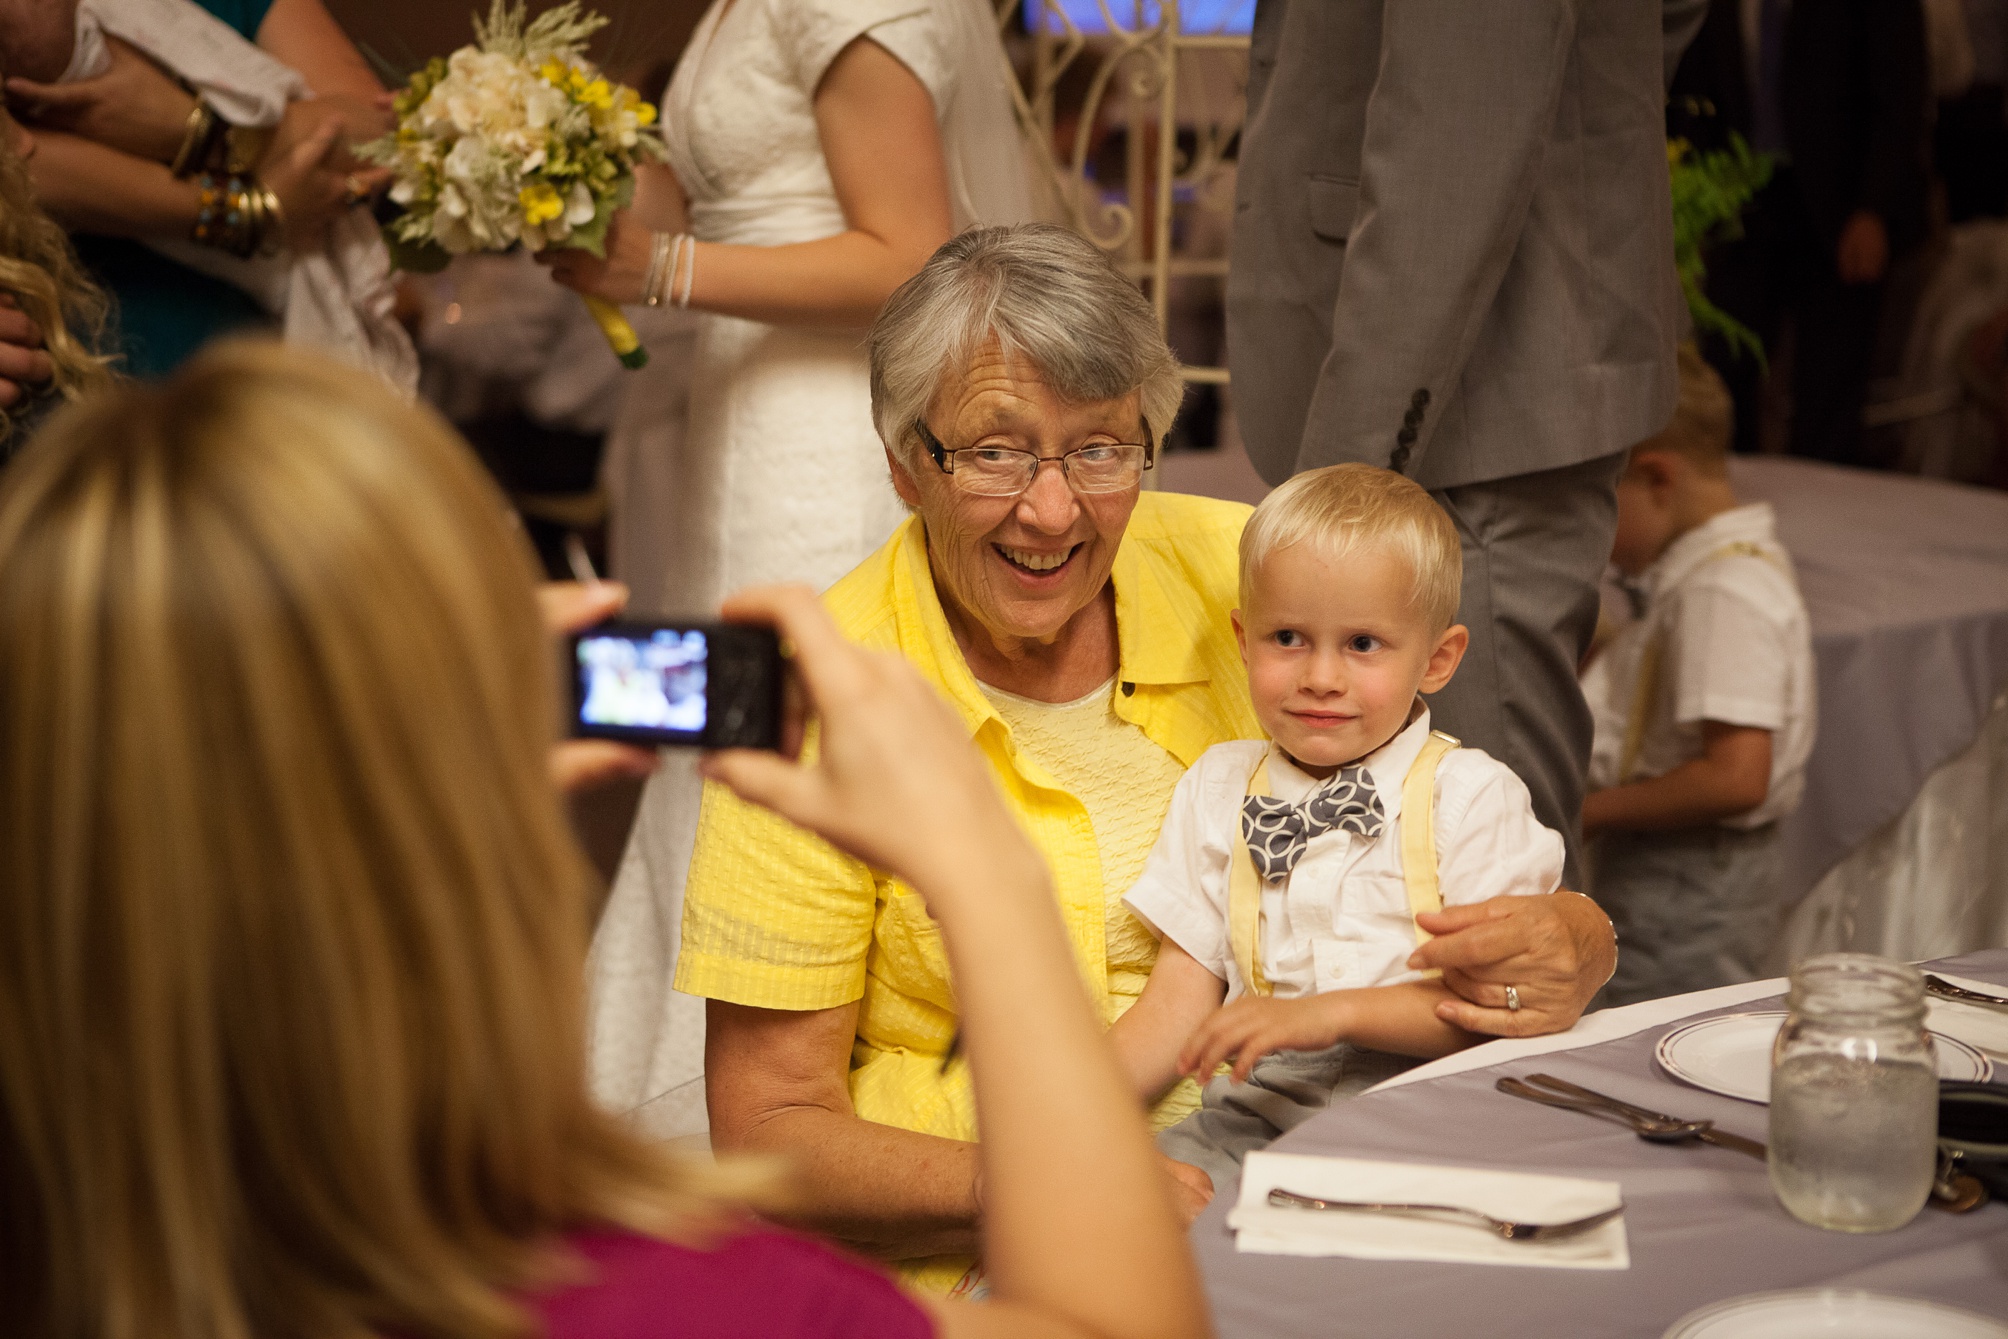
[1669,134,1774,365]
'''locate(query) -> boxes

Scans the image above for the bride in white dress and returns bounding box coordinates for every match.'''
[545,0,1032,1136]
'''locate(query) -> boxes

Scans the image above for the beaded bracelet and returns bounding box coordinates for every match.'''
[191,173,284,259]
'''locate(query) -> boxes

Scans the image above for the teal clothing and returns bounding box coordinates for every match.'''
[76,0,278,379]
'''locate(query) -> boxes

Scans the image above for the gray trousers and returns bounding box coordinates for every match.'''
[1427,451,1626,890]
[1157,1043,1421,1194]
[1593,822,1784,1006]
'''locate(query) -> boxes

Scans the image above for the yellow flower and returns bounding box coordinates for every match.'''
[540,59,566,86]
[519,181,565,224]
[632,98,657,126]
[579,77,613,110]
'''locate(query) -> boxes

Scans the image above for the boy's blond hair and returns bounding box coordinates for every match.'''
[1635,344,1733,474]
[1239,462,1462,631]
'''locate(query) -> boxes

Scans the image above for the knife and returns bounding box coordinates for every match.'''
[1521,1073,1768,1161]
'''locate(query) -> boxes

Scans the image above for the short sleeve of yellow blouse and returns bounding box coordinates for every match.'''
[674,750,876,1011]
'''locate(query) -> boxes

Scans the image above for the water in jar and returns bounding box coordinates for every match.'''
[1769,1051,1937,1232]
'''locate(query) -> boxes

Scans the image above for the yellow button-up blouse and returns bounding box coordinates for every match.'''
[673,490,1258,1290]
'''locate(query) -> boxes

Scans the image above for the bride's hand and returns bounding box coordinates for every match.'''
[537,209,652,304]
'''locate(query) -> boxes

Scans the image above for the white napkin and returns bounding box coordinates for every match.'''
[1928,973,2008,1065]
[1229,1152,1629,1270]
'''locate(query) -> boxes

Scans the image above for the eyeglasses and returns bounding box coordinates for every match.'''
[915,419,1156,497]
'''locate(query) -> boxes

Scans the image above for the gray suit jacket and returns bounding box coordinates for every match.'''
[1227,0,1683,490]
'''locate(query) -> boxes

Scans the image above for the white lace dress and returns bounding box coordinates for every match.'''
[588,0,1027,1135]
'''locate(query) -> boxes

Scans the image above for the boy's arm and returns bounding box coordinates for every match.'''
[1107,939,1226,1103]
[1582,721,1772,835]
[1179,980,1477,1086]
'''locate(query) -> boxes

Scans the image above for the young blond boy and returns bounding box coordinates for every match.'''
[1110,464,1563,1191]
[1580,347,1814,1005]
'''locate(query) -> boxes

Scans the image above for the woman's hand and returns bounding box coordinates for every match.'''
[699,585,1037,900]
[537,209,655,305]
[539,581,659,793]
[6,37,195,164]
[256,115,358,252]
[1409,892,1615,1038]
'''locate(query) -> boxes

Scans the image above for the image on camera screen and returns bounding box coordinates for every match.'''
[578,629,707,733]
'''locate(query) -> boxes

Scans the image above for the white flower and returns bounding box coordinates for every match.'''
[564,181,595,227]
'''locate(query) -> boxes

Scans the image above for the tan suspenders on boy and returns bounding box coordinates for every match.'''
[1617,540,1793,782]
[1227,731,1461,998]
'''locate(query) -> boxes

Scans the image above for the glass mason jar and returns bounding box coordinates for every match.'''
[1768,953,1939,1232]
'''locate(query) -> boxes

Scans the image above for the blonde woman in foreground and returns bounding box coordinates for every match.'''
[0,342,1207,1339]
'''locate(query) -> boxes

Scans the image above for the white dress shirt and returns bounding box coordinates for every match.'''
[1123,710,1565,1002]
[1583,502,1816,829]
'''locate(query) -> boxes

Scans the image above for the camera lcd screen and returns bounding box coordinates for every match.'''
[576,627,707,741]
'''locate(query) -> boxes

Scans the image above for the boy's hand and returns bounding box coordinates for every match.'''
[1179,994,1347,1085]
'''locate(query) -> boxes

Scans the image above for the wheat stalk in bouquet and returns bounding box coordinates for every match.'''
[360,1,665,367]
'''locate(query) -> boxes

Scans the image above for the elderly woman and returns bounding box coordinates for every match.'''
[670,225,1618,1294]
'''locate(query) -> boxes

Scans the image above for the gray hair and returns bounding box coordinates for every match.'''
[869,224,1184,467]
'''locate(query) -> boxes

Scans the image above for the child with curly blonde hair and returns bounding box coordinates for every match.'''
[0,110,114,452]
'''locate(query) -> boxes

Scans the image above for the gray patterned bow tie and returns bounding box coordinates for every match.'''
[1240,764,1385,881]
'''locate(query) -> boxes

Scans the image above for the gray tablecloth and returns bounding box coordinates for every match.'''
[1194,948,2008,1338]
[1732,458,2008,907]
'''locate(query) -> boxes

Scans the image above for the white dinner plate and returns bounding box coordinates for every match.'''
[1663,1288,2008,1338]
[1655,1011,1991,1104]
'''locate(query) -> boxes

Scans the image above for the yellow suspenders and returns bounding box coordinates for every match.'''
[1227,730,1461,999]
[1617,540,1792,782]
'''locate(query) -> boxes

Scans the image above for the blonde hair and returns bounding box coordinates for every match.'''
[0,117,114,444]
[1239,463,1463,631]
[0,343,749,1339]
[1635,343,1733,474]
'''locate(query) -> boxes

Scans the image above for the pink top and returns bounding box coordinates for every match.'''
[529,1229,935,1339]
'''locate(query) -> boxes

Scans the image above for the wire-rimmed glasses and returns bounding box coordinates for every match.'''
[915,419,1155,497]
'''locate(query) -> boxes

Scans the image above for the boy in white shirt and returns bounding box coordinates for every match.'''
[1580,347,1815,1005]
[1111,464,1563,1191]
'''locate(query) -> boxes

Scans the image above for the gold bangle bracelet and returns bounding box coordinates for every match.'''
[169,100,219,178]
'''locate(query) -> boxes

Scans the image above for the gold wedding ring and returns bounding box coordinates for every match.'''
[342,174,369,208]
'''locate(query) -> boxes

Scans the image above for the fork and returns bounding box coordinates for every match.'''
[1925,974,2008,1013]
[1265,1188,1624,1241]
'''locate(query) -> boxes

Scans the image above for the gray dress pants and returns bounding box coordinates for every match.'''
[1426,451,1627,889]
[1593,822,1785,1006]
[1157,1043,1421,1195]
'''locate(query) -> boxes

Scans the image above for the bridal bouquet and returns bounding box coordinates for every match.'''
[361,1,666,367]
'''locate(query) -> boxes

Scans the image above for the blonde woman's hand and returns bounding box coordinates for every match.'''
[6,37,194,164]
[539,580,660,793]
[699,584,1040,902]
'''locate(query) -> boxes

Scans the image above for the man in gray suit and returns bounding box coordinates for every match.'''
[1228,0,1687,884]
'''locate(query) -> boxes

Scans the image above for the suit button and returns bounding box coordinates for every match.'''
[1412,388,1431,408]
[1390,445,1412,472]
[1403,407,1423,428]
[1397,425,1418,446]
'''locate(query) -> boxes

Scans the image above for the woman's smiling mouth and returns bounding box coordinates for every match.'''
[996,542,1081,575]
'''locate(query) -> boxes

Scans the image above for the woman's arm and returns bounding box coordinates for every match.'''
[703,586,1209,1339]
[1408,891,1617,1038]
[256,0,385,100]
[27,119,351,250]
[705,998,982,1260]
[541,35,953,328]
